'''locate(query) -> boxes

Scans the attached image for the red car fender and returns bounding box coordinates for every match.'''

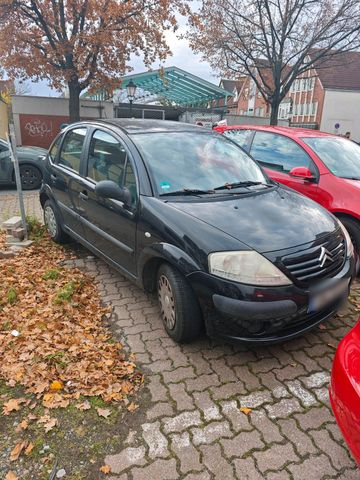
[330,318,360,465]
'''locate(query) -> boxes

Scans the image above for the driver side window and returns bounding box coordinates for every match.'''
[250,132,314,174]
[87,130,137,204]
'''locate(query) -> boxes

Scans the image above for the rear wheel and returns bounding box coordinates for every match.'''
[19,164,42,190]
[43,200,69,244]
[157,263,202,343]
[341,217,360,258]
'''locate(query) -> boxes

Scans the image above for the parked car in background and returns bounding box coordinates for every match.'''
[330,318,360,465]
[215,125,360,257]
[0,138,47,190]
[41,119,356,344]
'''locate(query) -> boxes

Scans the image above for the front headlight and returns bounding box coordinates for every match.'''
[208,251,292,286]
[339,222,354,257]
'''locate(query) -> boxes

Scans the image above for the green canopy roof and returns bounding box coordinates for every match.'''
[119,66,233,106]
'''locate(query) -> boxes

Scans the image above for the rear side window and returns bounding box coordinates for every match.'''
[58,128,87,173]
[250,131,312,173]
[223,129,253,151]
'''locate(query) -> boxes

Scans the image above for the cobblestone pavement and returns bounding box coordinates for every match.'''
[0,189,42,223]
[2,191,360,479]
[69,255,359,480]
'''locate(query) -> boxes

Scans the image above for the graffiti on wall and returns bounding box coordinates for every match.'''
[24,119,53,138]
[20,114,69,148]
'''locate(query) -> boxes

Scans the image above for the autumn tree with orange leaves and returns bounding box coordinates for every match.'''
[0,0,186,121]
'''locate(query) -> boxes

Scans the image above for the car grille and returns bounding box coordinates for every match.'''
[281,231,346,286]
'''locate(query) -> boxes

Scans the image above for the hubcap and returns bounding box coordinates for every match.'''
[44,206,57,237]
[20,166,40,187]
[158,275,176,330]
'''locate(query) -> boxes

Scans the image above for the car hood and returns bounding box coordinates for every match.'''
[17,145,47,156]
[168,186,338,253]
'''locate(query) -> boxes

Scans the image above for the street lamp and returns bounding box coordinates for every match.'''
[126,80,137,117]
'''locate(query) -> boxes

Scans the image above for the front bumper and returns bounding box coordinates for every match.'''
[187,255,356,344]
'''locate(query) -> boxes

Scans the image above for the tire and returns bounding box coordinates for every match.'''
[43,199,69,244]
[19,164,42,190]
[157,263,203,343]
[341,217,360,258]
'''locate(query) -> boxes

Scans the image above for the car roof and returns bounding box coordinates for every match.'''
[219,124,335,138]
[69,119,202,134]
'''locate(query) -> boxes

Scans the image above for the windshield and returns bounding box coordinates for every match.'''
[133,131,267,195]
[303,136,360,180]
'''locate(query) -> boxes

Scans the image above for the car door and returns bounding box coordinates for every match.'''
[249,131,319,200]
[76,128,138,276]
[0,139,12,183]
[49,127,88,236]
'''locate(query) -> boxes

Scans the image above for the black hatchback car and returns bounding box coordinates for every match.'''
[40,119,357,344]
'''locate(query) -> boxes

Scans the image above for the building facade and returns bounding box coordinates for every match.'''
[228,50,360,141]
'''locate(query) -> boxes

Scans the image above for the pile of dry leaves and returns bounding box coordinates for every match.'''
[0,230,143,408]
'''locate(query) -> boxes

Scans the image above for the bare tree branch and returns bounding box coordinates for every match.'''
[187,0,360,124]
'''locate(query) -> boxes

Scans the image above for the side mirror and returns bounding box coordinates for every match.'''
[289,166,316,181]
[95,180,132,206]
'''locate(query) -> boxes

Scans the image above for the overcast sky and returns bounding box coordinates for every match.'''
[28,24,218,97]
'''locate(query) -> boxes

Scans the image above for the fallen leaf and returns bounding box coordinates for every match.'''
[127,402,138,412]
[96,408,111,419]
[25,442,34,456]
[50,380,63,391]
[76,400,91,411]
[15,420,28,432]
[100,464,111,474]
[10,441,28,461]
[239,407,252,415]
[3,399,23,415]
[5,472,18,480]
[327,343,337,349]
[319,324,327,330]
[38,414,58,432]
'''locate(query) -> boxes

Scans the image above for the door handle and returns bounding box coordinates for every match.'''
[50,174,57,182]
[79,190,88,201]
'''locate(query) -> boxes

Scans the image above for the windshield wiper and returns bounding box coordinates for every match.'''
[342,176,360,180]
[160,188,215,197]
[213,181,272,191]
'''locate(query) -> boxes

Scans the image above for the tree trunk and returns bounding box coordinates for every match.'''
[270,101,279,126]
[68,78,81,123]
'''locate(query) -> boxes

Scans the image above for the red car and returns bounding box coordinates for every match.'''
[215,125,360,256]
[330,318,360,464]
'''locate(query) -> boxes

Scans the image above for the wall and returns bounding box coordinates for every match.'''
[12,95,113,148]
[225,114,289,127]
[320,89,360,142]
[0,100,8,139]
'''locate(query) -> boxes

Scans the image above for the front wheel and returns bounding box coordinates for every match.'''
[19,164,42,190]
[157,263,203,343]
